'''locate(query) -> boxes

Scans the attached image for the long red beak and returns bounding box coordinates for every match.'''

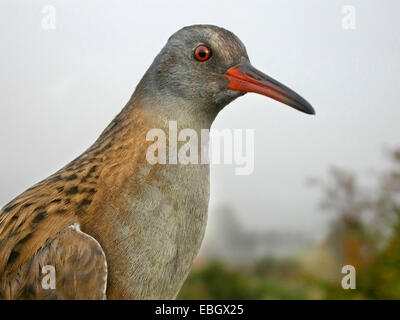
[224,59,315,115]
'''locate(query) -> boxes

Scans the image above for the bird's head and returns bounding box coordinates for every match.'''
[142,25,315,117]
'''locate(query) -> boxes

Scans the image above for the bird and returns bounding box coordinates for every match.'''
[0,24,314,300]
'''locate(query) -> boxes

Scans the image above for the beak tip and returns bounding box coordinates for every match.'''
[306,106,316,115]
[292,101,315,115]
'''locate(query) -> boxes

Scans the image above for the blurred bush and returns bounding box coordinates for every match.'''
[178,147,400,300]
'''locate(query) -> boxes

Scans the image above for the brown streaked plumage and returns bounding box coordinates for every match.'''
[0,224,107,299]
[0,25,314,299]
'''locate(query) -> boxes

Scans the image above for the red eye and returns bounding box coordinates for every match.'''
[194,45,211,61]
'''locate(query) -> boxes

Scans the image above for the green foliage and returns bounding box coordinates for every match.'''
[178,261,259,299]
[179,258,312,300]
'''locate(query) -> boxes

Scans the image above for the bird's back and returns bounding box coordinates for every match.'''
[0,104,148,298]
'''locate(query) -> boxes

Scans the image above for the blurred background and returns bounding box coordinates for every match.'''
[1,1,400,299]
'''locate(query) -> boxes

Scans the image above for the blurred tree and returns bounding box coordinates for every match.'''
[359,149,400,298]
[309,166,376,271]
[180,148,400,300]
[311,148,400,298]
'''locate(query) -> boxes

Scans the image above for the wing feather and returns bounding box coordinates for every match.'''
[0,223,107,300]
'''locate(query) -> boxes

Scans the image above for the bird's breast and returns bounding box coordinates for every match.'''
[95,162,210,299]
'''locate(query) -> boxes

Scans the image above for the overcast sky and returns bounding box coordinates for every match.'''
[1,1,399,241]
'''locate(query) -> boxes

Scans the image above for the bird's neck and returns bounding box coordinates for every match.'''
[141,87,217,130]
[99,92,216,151]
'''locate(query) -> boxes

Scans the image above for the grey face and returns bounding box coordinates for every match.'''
[142,24,315,116]
[147,25,249,109]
